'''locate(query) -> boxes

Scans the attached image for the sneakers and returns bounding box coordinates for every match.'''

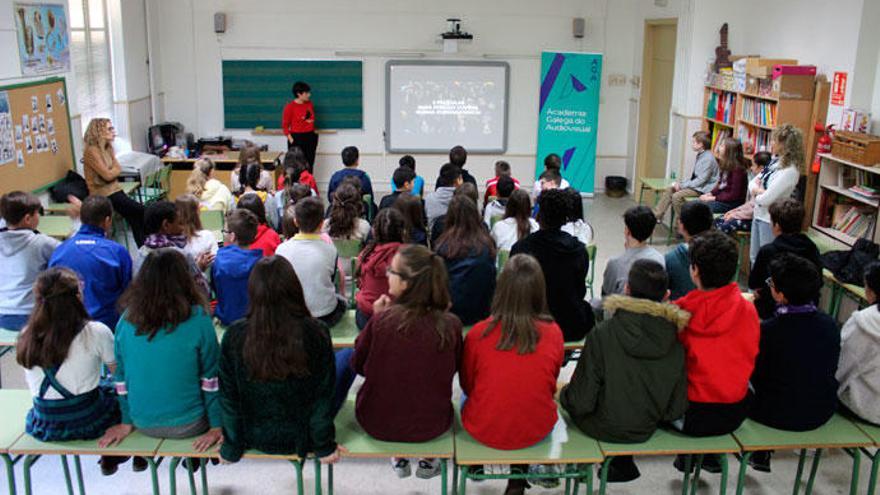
[673,454,722,474]
[132,456,148,472]
[391,458,411,478]
[527,464,561,488]
[415,458,442,479]
[748,451,772,473]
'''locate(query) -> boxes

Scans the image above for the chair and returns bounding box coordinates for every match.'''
[333,239,363,308]
[329,310,359,349]
[139,165,172,204]
[585,244,597,300]
[637,177,675,207]
[496,249,510,273]
[330,398,454,495]
[851,419,880,495]
[200,210,225,245]
[9,425,163,495]
[0,389,32,495]
[594,429,740,495]
[454,406,603,494]
[362,194,374,222]
[731,415,874,495]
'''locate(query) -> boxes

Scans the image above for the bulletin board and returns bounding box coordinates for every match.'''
[0,77,74,193]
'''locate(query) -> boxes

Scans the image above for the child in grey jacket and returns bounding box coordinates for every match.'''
[654,131,719,222]
[0,191,60,330]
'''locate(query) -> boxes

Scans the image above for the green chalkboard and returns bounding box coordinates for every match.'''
[222,60,363,129]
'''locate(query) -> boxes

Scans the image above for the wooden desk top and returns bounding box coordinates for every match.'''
[161,150,284,165]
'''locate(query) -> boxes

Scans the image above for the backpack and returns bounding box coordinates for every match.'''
[820,237,880,286]
[49,170,89,203]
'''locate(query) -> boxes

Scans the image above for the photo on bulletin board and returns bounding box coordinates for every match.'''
[14,3,70,76]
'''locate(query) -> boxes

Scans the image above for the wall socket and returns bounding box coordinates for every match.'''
[607,74,627,87]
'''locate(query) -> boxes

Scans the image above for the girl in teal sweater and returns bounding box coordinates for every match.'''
[99,249,222,453]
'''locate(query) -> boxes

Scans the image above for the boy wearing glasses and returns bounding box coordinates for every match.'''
[747,253,839,472]
[748,198,820,319]
[212,209,262,326]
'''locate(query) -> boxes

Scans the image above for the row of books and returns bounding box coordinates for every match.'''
[831,204,877,239]
[710,126,732,156]
[706,90,736,124]
[740,97,777,127]
[737,125,771,154]
[849,184,880,200]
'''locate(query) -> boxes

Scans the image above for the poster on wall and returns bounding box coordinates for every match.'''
[0,92,14,165]
[831,72,847,106]
[13,3,70,76]
[535,51,603,195]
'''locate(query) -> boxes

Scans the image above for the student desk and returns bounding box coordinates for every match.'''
[0,328,19,388]
[162,151,284,200]
[0,389,31,495]
[36,215,74,240]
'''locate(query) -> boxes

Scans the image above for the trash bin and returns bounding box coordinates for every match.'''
[605,176,627,198]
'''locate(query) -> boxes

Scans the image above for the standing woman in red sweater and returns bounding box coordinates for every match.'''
[282,81,318,172]
[460,253,564,495]
[82,118,146,246]
[699,137,748,214]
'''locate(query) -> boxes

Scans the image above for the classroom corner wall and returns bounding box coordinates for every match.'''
[0,0,83,188]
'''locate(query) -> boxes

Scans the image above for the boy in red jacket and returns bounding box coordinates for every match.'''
[673,230,759,473]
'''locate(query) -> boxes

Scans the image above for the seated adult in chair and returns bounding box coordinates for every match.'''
[653,131,719,222]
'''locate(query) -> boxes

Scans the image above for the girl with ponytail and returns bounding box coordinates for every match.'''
[352,244,463,479]
[491,189,538,251]
[17,267,129,473]
[324,182,370,241]
[185,157,233,212]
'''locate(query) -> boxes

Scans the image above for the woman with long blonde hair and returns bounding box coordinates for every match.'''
[185,158,233,211]
[749,124,804,260]
[82,118,145,246]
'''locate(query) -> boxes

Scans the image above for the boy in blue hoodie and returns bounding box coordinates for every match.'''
[212,209,262,326]
[49,195,132,330]
[0,191,60,330]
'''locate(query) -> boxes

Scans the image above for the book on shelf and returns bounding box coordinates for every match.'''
[706,90,735,124]
[740,97,777,127]
[849,184,880,200]
[737,125,772,154]
[711,126,732,155]
[830,203,877,239]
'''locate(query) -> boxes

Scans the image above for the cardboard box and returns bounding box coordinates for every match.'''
[745,58,798,77]
[772,75,815,100]
[772,65,817,78]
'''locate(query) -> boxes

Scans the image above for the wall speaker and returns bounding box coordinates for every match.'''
[572,17,585,38]
[214,12,226,34]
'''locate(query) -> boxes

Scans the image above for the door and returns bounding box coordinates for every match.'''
[636,20,677,195]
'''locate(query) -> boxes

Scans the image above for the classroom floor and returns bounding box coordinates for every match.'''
[0,193,872,494]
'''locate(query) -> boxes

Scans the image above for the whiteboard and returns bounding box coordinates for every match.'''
[385,61,509,153]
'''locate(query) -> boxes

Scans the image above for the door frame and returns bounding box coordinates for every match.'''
[635,18,677,198]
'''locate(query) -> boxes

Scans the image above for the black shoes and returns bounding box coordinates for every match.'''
[673,454,722,474]
[748,451,772,473]
[601,456,641,483]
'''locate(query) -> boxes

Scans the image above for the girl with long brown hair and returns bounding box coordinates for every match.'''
[185,157,233,212]
[230,145,274,193]
[217,256,344,464]
[460,254,564,494]
[175,194,218,262]
[354,208,406,329]
[699,137,748,213]
[434,194,497,325]
[98,249,222,454]
[82,118,145,246]
[352,244,462,479]
[490,189,538,251]
[391,192,428,246]
[324,182,370,241]
[17,267,128,474]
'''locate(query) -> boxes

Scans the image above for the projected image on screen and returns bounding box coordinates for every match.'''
[386,62,509,153]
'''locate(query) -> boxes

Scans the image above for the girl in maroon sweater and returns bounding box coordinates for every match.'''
[461,254,564,494]
[700,137,748,214]
[352,244,462,480]
[354,209,405,329]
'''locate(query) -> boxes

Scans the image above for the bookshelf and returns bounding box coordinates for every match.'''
[811,153,880,246]
[701,84,814,159]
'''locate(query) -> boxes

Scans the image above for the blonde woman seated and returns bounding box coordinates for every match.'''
[186,158,233,211]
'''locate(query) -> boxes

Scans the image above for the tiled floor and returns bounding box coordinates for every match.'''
[0,193,873,494]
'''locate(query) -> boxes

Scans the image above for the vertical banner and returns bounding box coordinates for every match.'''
[536,51,603,194]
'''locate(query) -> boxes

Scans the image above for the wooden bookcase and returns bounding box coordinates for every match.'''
[811,152,880,246]
[701,85,814,160]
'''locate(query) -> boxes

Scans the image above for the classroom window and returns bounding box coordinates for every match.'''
[69,0,114,126]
